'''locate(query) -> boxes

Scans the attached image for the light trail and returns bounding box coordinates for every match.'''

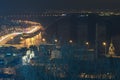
[0,33,22,44]
[0,20,44,45]
[26,26,40,33]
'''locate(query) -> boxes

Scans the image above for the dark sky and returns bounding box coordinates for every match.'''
[0,0,120,12]
[0,0,120,38]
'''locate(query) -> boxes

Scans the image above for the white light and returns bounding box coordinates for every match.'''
[69,40,73,43]
[102,42,106,46]
[42,38,46,42]
[22,50,35,65]
[54,39,58,43]
[85,42,89,45]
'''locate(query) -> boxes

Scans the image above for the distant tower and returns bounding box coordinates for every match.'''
[108,41,115,57]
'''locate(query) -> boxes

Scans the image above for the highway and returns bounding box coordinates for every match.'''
[0,22,43,48]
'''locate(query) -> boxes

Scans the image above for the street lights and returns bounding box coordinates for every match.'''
[69,40,73,44]
[42,38,46,44]
[10,37,13,39]
[54,39,58,43]
[42,38,46,42]
[85,42,89,49]
[10,37,14,44]
[85,42,89,45]
[102,42,107,56]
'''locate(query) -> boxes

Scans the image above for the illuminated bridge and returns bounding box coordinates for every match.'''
[0,20,44,48]
[0,13,120,52]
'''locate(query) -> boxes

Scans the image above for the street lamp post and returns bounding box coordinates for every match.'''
[85,42,89,49]
[42,38,46,44]
[102,42,107,56]
[42,38,46,42]
[69,40,73,44]
[54,39,58,43]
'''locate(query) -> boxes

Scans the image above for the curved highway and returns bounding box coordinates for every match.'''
[0,23,43,47]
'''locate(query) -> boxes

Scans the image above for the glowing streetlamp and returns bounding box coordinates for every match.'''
[102,42,107,56]
[42,38,46,42]
[54,39,58,43]
[102,42,106,46]
[85,42,89,45]
[85,42,89,49]
[69,40,73,43]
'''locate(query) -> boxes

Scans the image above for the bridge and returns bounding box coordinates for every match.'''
[0,20,44,48]
[0,13,120,53]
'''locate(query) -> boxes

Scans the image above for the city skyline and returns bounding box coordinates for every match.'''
[0,1,120,80]
[0,0,120,43]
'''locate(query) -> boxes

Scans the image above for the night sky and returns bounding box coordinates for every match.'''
[0,0,120,12]
[0,0,120,37]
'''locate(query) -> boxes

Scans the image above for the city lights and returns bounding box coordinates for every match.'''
[102,42,106,46]
[10,37,13,39]
[42,38,46,42]
[0,20,44,48]
[102,42,107,55]
[0,7,120,80]
[85,42,89,45]
[69,40,73,43]
[54,39,58,43]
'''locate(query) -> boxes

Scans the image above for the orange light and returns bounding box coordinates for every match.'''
[10,37,13,39]
[102,42,106,46]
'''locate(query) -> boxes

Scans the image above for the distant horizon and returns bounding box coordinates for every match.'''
[0,8,120,15]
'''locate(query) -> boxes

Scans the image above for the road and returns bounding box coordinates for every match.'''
[0,25,43,47]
